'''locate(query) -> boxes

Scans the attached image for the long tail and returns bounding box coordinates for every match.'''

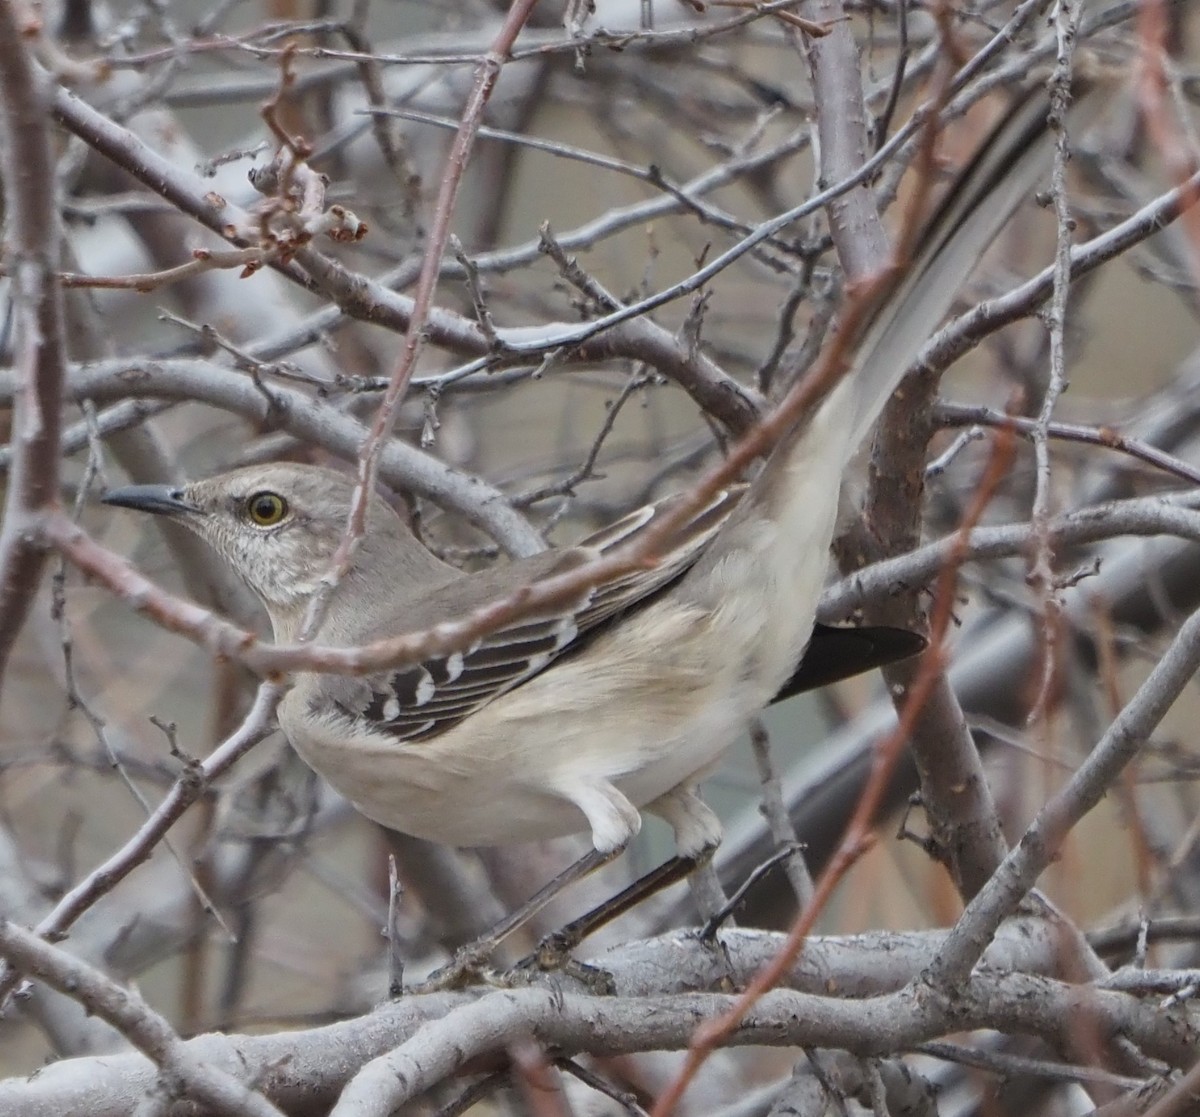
[841,83,1091,452]
[687,83,1099,700]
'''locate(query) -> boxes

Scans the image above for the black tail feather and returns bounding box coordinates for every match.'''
[772,623,926,702]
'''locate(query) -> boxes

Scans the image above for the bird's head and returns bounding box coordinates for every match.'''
[102,463,417,630]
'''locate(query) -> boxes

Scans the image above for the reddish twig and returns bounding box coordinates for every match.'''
[339,0,546,579]
[1135,0,1200,285]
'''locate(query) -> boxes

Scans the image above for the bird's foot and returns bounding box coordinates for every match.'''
[559,957,617,995]
[415,941,502,992]
[509,930,616,994]
[532,926,580,970]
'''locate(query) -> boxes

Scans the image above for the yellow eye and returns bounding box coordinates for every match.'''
[246,491,288,526]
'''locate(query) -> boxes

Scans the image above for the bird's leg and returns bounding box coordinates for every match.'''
[417,845,620,991]
[519,853,706,976]
[419,780,642,990]
[652,785,729,923]
[520,786,724,976]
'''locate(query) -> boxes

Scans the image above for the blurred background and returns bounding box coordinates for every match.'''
[2,0,1200,1113]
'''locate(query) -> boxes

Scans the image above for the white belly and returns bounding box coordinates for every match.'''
[279,528,827,849]
[279,384,851,849]
[279,601,754,847]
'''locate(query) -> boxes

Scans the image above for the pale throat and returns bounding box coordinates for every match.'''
[218,541,329,643]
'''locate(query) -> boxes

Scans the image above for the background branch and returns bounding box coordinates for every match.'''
[1,4,1199,1116]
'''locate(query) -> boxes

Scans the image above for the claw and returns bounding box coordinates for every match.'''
[510,933,616,993]
[415,944,501,992]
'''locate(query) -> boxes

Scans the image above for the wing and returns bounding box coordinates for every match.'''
[324,486,746,741]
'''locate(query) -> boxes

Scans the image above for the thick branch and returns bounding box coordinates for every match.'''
[0,3,66,695]
[0,923,1187,1115]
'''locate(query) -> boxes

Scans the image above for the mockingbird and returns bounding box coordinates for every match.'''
[104,85,1081,965]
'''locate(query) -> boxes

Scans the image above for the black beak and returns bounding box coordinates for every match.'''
[101,484,203,517]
